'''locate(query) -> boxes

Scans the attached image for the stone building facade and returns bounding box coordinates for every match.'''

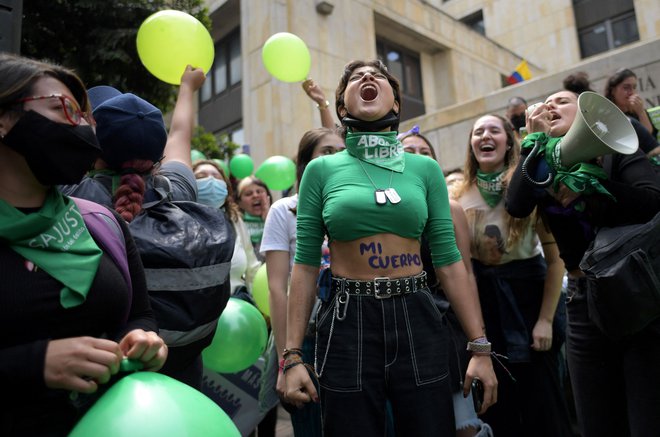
[200,0,660,173]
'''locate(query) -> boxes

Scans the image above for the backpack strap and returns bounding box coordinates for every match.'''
[71,197,133,311]
[142,174,173,209]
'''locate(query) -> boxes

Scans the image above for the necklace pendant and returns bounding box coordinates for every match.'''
[374,189,387,205]
[384,188,401,204]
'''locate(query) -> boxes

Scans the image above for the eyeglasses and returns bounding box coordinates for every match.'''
[16,94,95,126]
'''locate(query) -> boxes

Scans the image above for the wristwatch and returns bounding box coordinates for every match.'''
[317,100,330,109]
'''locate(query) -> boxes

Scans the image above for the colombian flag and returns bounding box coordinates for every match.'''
[506,60,531,84]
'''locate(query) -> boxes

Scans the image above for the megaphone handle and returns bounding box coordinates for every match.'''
[521,140,554,188]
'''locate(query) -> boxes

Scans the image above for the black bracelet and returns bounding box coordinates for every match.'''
[283,348,303,359]
[282,361,304,375]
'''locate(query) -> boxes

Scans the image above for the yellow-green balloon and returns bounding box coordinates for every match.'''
[252,263,270,317]
[69,372,240,437]
[202,298,268,373]
[262,32,311,83]
[137,10,214,85]
[229,154,254,179]
[255,155,296,191]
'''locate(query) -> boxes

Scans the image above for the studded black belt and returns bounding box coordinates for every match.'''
[331,272,427,299]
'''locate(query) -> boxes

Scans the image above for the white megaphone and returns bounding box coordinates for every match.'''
[522,91,639,187]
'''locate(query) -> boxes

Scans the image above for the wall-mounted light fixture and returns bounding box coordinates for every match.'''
[316,1,334,16]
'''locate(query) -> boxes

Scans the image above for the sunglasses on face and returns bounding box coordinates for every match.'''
[16,94,95,126]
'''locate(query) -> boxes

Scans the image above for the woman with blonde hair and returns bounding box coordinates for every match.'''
[452,113,571,436]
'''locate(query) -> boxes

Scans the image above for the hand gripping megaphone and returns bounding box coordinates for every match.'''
[522,91,639,187]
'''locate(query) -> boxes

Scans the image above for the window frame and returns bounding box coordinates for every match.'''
[376,38,425,121]
[200,29,242,105]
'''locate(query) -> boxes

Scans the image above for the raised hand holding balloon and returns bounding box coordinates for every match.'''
[137,10,214,85]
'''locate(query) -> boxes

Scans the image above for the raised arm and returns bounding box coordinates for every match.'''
[162,66,206,167]
[303,79,335,129]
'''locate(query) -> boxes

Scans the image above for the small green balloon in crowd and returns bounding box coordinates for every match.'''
[255,155,296,191]
[229,154,254,179]
[202,298,268,374]
[69,372,240,437]
[212,159,231,177]
[191,149,206,162]
[137,10,214,85]
[252,263,270,317]
[262,32,311,83]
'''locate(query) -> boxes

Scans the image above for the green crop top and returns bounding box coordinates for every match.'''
[294,150,461,267]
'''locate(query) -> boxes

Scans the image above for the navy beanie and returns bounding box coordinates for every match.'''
[89,86,167,170]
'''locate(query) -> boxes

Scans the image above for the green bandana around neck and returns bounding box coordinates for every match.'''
[521,132,615,201]
[243,213,264,245]
[0,189,103,308]
[345,131,405,172]
[476,169,505,208]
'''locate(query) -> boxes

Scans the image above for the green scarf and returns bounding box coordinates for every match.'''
[0,189,103,308]
[476,170,505,208]
[345,131,405,172]
[243,213,264,245]
[521,132,614,200]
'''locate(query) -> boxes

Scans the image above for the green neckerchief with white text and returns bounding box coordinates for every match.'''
[476,169,505,208]
[0,189,102,308]
[345,131,405,172]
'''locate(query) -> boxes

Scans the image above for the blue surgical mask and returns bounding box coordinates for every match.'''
[196,176,228,208]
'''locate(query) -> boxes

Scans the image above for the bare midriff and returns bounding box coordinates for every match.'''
[329,233,423,280]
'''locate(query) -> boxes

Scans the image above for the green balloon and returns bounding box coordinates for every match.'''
[191,149,206,162]
[229,154,254,179]
[252,263,270,317]
[255,155,296,191]
[69,372,240,437]
[212,159,230,177]
[137,10,214,85]
[262,32,311,83]
[202,298,268,374]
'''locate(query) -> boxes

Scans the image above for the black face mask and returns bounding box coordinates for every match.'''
[509,113,526,131]
[2,110,101,185]
[342,110,400,132]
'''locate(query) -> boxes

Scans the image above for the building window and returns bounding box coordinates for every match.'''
[201,30,241,104]
[573,0,638,58]
[198,28,243,137]
[460,10,485,36]
[376,39,425,121]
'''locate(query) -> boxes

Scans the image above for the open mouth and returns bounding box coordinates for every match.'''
[360,85,378,101]
[480,144,496,152]
[550,113,560,121]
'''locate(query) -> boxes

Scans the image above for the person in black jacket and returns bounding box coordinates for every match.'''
[506,89,660,437]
